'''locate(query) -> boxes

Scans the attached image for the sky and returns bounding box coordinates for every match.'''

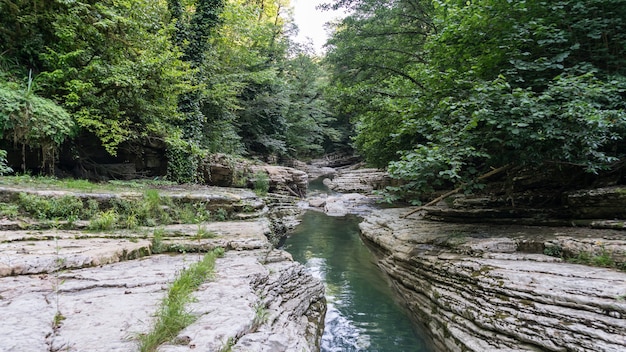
[290,0,347,54]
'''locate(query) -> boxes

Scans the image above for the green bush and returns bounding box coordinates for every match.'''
[88,210,119,231]
[17,193,84,220]
[0,202,19,219]
[253,171,270,196]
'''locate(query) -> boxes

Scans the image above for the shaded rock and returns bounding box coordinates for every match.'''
[565,187,626,219]
[418,186,626,227]
[325,168,391,193]
[199,154,308,197]
[360,208,626,352]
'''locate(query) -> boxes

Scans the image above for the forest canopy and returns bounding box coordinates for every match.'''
[0,0,343,181]
[325,0,626,202]
[1,0,625,202]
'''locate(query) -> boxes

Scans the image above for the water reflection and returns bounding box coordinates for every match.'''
[283,211,433,352]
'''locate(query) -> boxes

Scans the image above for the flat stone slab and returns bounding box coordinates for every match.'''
[0,211,324,352]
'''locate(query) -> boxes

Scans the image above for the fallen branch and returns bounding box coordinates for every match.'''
[401,165,510,219]
[284,184,302,198]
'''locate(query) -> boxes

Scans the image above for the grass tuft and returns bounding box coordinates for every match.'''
[138,248,224,352]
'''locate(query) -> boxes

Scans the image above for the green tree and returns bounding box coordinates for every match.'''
[0,80,74,173]
[327,0,626,201]
[203,0,339,160]
[284,52,340,158]
[166,0,224,183]
[1,0,194,174]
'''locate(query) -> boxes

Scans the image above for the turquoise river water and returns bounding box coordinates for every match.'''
[283,211,434,352]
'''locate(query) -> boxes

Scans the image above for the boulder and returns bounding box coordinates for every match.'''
[250,165,308,197]
[287,159,336,180]
[200,154,308,197]
[325,168,391,193]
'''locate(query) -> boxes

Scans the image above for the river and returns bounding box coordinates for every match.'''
[282,210,433,352]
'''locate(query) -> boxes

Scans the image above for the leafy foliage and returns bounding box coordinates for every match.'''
[0,150,12,175]
[0,0,346,178]
[326,0,626,200]
[0,82,74,172]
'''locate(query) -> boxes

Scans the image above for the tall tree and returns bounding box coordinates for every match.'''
[203,0,339,160]
[1,0,190,171]
[326,0,626,202]
[166,0,225,182]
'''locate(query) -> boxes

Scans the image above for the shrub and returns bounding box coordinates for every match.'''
[88,210,119,231]
[253,171,270,196]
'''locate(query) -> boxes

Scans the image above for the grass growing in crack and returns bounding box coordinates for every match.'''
[87,209,119,231]
[194,226,217,240]
[212,208,229,221]
[138,248,224,352]
[543,244,563,258]
[52,233,66,330]
[253,301,269,328]
[567,247,616,268]
[2,178,240,229]
[0,202,19,219]
[151,228,166,254]
[17,193,83,220]
[177,203,211,224]
[219,337,235,352]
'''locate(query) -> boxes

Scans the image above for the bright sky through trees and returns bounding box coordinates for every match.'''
[291,0,345,54]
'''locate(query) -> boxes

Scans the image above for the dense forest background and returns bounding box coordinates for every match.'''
[1,0,626,202]
[0,0,348,183]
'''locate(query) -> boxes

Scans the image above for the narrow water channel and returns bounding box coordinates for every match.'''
[283,211,433,352]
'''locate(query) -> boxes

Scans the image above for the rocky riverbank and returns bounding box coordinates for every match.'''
[360,207,626,352]
[298,163,626,351]
[0,182,325,352]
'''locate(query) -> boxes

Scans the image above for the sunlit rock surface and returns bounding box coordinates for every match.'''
[0,185,324,352]
[323,168,390,194]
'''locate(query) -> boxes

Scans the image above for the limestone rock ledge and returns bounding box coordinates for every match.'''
[360,208,626,352]
[0,218,324,352]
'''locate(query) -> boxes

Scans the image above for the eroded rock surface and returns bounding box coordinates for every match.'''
[200,154,308,197]
[306,193,377,217]
[323,168,390,194]
[360,208,626,352]
[0,185,324,352]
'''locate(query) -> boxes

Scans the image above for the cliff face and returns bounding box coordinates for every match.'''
[360,208,626,352]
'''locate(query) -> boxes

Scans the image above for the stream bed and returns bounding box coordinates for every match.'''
[283,211,433,352]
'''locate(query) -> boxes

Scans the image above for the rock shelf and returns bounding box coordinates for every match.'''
[0,184,324,352]
[360,208,626,352]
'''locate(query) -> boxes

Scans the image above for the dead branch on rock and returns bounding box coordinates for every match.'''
[402,164,510,219]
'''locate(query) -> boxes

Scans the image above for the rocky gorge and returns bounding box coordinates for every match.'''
[304,166,626,351]
[2,159,626,352]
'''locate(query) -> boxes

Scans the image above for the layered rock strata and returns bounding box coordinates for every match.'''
[0,185,324,352]
[200,154,308,197]
[360,208,626,352]
[323,168,390,193]
[422,186,626,227]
